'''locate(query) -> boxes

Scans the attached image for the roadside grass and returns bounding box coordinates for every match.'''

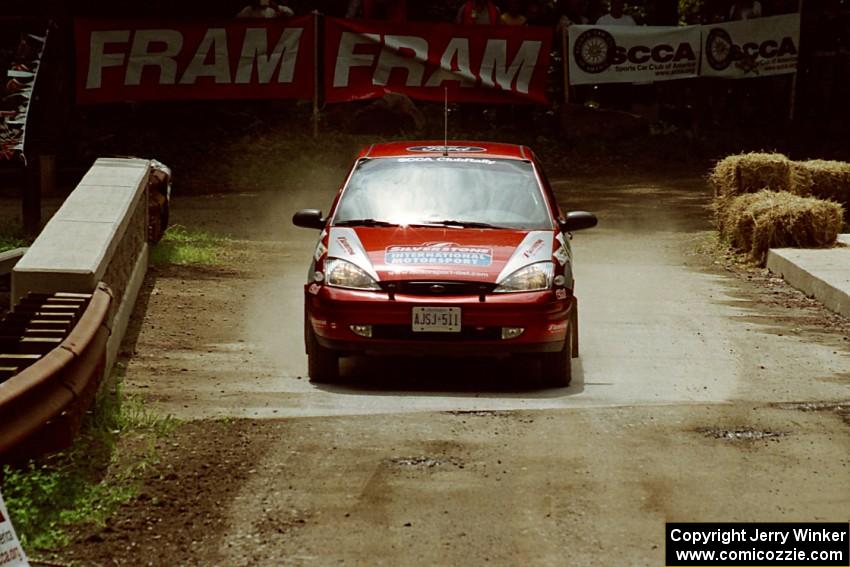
[0,364,176,553]
[0,221,27,253]
[150,225,229,266]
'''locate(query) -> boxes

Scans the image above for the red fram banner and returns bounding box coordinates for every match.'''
[323,17,552,105]
[74,16,315,104]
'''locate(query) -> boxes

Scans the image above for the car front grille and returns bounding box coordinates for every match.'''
[371,325,501,342]
[379,281,496,297]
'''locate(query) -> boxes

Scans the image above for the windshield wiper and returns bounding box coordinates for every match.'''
[334,218,400,227]
[336,218,507,229]
[409,220,506,229]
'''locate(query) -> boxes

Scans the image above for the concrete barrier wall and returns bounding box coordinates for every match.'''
[12,157,152,371]
[0,248,28,278]
[766,234,850,319]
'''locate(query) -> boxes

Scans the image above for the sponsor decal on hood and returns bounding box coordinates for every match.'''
[314,241,327,261]
[554,232,575,290]
[385,242,493,267]
[352,226,542,283]
[553,232,571,266]
[496,231,553,283]
[327,227,380,281]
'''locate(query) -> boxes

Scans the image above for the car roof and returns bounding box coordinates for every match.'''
[359,141,532,161]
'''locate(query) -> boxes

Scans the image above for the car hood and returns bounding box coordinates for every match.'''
[326,226,562,284]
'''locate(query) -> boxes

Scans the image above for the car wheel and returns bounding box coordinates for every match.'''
[540,325,573,387]
[306,326,339,383]
[570,300,579,359]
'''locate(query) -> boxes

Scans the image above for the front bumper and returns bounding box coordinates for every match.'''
[306,285,573,357]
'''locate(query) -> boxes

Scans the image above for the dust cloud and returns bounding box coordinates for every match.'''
[240,163,346,378]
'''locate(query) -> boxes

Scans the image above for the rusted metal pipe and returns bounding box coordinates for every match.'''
[0,283,112,461]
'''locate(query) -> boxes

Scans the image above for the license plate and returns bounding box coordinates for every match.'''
[411,307,461,333]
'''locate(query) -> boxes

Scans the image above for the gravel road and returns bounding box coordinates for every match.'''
[61,172,850,566]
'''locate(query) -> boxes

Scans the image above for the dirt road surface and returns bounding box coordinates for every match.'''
[63,172,850,566]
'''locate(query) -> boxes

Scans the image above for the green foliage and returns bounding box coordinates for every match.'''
[150,225,229,266]
[0,222,27,253]
[1,462,136,549]
[678,0,704,24]
[0,373,176,551]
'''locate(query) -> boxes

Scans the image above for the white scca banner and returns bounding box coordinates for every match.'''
[0,492,28,567]
[701,13,800,78]
[568,24,700,85]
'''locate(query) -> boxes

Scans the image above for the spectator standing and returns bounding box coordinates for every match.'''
[456,0,500,24]
[555,0,590,104]
[347,0,407,21]
[728,0,762,20]
[273,1,295,17]
[596,0,649,114]
[595,0,636,25]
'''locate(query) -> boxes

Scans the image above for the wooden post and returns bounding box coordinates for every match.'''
[22,156,41,236]
[788,1,803,121]
[562,26,570,105]
[788,73,798,121]
[39,154,56,196]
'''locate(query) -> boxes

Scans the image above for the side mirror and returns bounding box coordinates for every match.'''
[292,209,325,230]
[560,211,598,233]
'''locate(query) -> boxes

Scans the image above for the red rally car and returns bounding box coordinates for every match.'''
[293,141,597,386]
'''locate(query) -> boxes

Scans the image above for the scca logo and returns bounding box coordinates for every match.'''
[573,28,696,74]
[705,28,797,71]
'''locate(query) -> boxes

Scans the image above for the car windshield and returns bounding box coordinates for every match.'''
[333,157,553,230]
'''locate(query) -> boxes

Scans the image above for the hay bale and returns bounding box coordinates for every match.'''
[794,160,850,220]
[716,190,845,265]
[787,161,814,197]
[709,152,792,199]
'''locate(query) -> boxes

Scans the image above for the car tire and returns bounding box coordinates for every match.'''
[306,326,339,383]
[540,325,573,387]
[570,300,579,359]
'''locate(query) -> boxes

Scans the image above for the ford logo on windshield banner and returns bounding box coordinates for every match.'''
[406,146,487,153]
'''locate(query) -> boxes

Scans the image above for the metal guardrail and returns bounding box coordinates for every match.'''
[0,283,112,462]
[0,248,27,277]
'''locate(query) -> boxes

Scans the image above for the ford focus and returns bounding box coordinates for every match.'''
[292,142,597,386]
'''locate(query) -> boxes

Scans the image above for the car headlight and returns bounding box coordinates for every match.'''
[494,262,554,293]
[325,258,380,290]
